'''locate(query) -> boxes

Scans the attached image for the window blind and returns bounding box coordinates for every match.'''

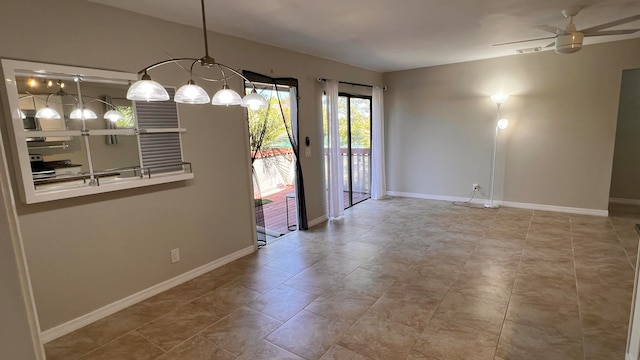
[135,88,185,173]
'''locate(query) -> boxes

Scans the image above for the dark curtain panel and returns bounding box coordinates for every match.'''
[249,103,271,247]
[243,71,308,230]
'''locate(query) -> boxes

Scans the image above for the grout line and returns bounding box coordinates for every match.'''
[608,215,637,270]
[569,214,587,360]
[491,208,534,359]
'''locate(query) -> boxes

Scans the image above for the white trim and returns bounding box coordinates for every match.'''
[29,173,194,204]
[611,198,640,206]
[499,200,608,217]
[387,191,608,217]
[387,191,484,204]
[40,245,255,343]
[308,215,328,228]
[0,85,45,357]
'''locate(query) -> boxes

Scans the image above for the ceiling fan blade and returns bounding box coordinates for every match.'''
[581,14,640,33]
[493,36,556,46]
[544,41,556,48]
[584,29,640,36]
[535,24,569,35]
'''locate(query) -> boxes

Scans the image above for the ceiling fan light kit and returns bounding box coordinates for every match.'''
[555,33,583,54]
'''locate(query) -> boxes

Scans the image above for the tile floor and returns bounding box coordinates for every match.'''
[44,198,640,360]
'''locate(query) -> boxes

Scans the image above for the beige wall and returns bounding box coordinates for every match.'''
[610,68,640,201]
[383,39,640,211]
[0,0,381,330]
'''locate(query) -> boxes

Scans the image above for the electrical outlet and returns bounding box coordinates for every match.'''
[170,248,180,263]
[473,183,479,191]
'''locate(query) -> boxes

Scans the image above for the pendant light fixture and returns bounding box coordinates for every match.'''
[126,0,267,109]
[104,109,124,122]
[70,108,98,120]
[35,105,61,119]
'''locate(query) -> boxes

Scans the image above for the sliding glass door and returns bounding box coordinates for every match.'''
[324,93,372,209]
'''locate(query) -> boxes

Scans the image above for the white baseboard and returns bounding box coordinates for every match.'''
[387,191,608,217]
[499,200,608,217]
[387,191,485,204]
[40,245,255,343]
[308,215,328,228]
[610,198,640,206]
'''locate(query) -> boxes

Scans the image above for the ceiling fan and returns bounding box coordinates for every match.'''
[494,7,640,54]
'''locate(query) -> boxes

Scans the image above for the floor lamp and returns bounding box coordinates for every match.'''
[485,94,509,209]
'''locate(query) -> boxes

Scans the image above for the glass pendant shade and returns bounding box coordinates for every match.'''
[241,90,268,110]
[491,93,509,105]
[104,109,124,122]
[212,85,242,106]
[126,73,170,101]
[70,108,98,120]
[174,80,210,104]
[35,106,61,119]
[18,109,26,119]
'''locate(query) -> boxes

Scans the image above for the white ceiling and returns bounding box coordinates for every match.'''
[89,0,640,72]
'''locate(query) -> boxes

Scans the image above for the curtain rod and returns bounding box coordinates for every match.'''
[317,78,387,90]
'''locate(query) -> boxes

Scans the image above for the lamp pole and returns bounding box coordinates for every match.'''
[485,94,508,209]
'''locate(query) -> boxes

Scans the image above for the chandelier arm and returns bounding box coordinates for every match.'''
[136,59,258,90]
[45,93,53,106]
[189,71,229,83]
[83,96,118,110]
[137,58,233,83]
[188,59,200,77]
[216,63,257,90]
[136,58,201,75]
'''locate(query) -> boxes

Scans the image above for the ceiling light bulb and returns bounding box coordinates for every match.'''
[28,78,38,88]
[35,106,61,119]
[70,108,98,120]
[104,109,124,122]
[497,118,509,129]
[212,85,242,106]
[174,80,210,104]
